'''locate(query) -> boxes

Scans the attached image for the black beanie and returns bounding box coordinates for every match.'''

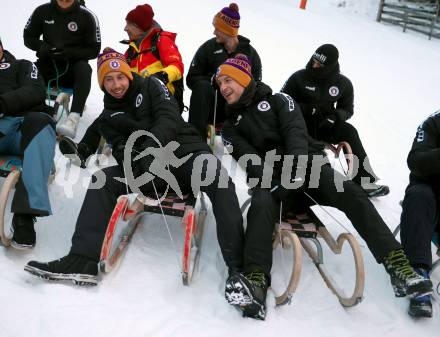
[312,44,339,66]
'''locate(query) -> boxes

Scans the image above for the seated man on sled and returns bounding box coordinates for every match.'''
[218,54,432,320]
[24,48,280,320]
[399,110,440,318]
[0,36,56,249]
[281,44,388,198]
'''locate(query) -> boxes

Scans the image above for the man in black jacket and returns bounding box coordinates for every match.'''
[399,111,440,318]
[24,49,248,309]
[281,44,389,198]
[186,3,262,137]
[0,37,56,249]
[218,54,432,320]
[23,0,101,138]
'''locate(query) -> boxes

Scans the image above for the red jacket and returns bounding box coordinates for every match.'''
[124,27,184,95]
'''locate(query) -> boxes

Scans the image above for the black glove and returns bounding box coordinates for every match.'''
[152,71,169,85]
[270,178,305,203]
[49,48,67,61]
[318,115,336,133]
[37,43,54,60]
[270,180,291,203]
[210,73,219,90]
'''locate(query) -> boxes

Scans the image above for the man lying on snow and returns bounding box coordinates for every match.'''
[24,48,286,320]
[217,54,432,319]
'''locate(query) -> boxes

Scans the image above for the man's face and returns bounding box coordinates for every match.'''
[312,59,323,69]
[103,71,130,99]
[124,21,145,41]
[217,75,245,105]
[56,0,75,10]
[213,27,229,44]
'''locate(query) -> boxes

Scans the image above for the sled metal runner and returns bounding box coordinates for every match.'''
[99,192,208,286]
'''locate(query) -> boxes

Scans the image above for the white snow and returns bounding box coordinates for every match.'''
[1,0,440,336]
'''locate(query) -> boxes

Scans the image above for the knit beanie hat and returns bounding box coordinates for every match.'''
[213,3,240,37]
[215,54,252,88]
[126,4,154,32]
[312,44,339,66]
[97,47,133,89]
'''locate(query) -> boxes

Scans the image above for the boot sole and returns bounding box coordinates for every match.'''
[24,265,97,286]
[10,241,35,251]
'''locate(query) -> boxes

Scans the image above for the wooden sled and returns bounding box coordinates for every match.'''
[241,197,365,307]
[99,192,208,286]
[0,156,56,247]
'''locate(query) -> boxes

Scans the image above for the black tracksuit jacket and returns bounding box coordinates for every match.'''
[281,68,354,138]
[23,0,100,61]
[98,73,209,170]
[0,50,46,117]
[186,35,262,89]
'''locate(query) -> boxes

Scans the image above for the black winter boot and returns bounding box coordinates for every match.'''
[11,214,36,250]
[25,253,98,286]
[59,136,92,168]
[408,268,433,318]
[225,270,268,320]
[383,249,432,298]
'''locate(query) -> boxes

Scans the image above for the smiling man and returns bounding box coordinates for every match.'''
[219,54,432,320]
[24,49,246,309]
[186,3,262,138]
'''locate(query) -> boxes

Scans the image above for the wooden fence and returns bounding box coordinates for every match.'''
[376,0,440,40]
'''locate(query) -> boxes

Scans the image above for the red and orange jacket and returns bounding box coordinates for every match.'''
[124,27,183,95]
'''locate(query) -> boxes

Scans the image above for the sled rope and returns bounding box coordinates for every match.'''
[151,180,181,269]
[277,201,290,291]
[304,191,353,234]
[47,60,70,122]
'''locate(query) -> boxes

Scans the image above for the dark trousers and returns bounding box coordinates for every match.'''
[250,164,400,275]
[400,182,439,269]
[36,59,92,115]
[70,152,245,272]
[317,121,378,185]
[188,81,226,137]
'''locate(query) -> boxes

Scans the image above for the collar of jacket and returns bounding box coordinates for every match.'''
[1,50,16,63]
[51,0,80,14]
[225,80,272,117]
[305,58,340,81]
[129,27,162,52]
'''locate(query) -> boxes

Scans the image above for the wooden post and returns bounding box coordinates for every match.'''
[376,0,385,22]
[300,0,307,10]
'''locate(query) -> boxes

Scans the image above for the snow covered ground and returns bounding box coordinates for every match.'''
[1,0,440,336]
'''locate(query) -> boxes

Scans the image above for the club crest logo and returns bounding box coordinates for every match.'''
[109,60,120,69]
[135,93,143,107]
[329,86,339,97]
[0,63,11,70]
[68,21,78,32]
[258,101,271,112]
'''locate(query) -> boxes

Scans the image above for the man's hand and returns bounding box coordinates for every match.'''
[152,71,169,85]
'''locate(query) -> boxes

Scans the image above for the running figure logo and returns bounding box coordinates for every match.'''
[121,130,192,199]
